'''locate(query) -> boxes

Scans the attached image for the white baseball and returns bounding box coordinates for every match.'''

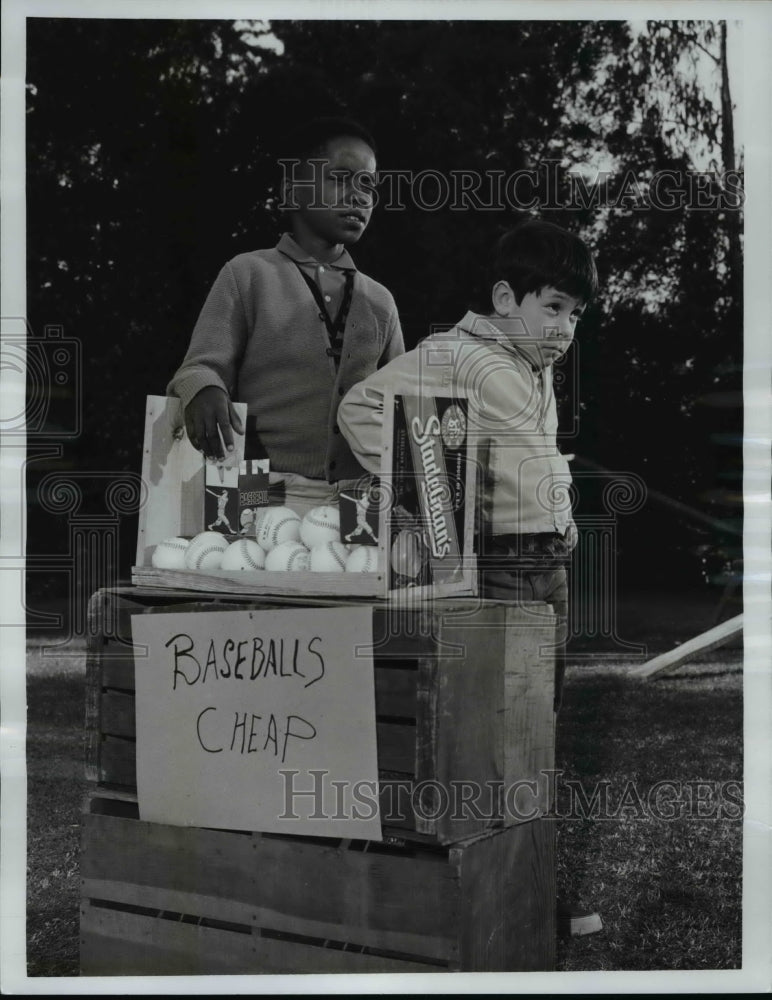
[252,506,269,538]
[257,506,302,551]
[264,540,310,572]
[345,545,379,573]
[220,537,266,572]
[300,504,341,548]
[309,540,349,572]
[184,531,229,571]
[151,536,190,570]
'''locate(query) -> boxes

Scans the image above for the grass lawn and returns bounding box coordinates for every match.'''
[24,634,743,977]
[555,660,743,971]
[26,665,87,978]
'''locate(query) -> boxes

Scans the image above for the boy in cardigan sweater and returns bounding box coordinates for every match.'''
[168,117,404,514]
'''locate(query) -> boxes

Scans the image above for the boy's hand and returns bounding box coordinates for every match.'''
[184,386,245,461]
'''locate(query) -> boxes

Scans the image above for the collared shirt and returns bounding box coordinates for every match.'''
[276,233,354,321]
[168,235,404,481]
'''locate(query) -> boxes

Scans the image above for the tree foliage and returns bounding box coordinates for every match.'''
[25,17,742,592]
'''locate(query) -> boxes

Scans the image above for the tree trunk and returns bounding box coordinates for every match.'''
[720,21,743,311]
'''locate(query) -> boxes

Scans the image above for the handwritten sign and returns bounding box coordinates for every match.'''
[131,606,382,840]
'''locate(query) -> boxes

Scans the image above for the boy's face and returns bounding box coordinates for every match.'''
[492,283,585,368]
[288,135,377,249]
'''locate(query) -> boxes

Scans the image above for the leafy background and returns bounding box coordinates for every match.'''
[24,17,742,616]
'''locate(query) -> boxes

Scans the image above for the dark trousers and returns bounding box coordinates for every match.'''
[480,536,569,713]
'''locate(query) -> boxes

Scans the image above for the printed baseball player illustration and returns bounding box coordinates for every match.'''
[206,488,235,532]
[339,483,379,544]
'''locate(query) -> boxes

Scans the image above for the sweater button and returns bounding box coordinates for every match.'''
[338,387,345,396]
[329,460,337,470]
[333,425,340,434]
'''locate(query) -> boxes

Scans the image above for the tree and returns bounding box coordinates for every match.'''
[24,17,742,599]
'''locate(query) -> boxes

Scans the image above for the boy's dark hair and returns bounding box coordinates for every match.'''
[278,116,377,163]
[492,219,598,304]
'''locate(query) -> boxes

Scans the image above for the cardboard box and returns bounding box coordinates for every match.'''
[381,390,476,599]
[133,394,477,599]
[237,459,270,536]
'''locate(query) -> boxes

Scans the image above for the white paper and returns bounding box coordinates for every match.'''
[131,606,382,840]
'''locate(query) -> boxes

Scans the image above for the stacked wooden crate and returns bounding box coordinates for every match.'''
[81,586,558,974]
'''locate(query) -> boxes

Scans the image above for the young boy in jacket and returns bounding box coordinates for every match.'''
[338,217,602,937]
[338,219,596,684]
[167,117,404,514]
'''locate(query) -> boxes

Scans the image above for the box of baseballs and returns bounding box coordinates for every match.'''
[133,396,386,597]
[379,389,477,600]
[133,394,477,599]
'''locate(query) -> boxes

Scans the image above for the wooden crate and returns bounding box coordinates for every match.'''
[80,791,555,974]
[87,587,557,846]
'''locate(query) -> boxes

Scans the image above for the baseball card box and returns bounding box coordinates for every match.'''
[134,393,478,599]
[376,389,478,599]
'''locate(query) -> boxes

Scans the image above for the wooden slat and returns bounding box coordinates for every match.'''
[80,812,256,928]
[89,589,149,644]
[415,605,506,842]
[84,656,102,784]
[628,613,744,679]
[86,590,137,781]
[133,566,385,599]
[99,737,136,787]
[249,930,439,973]
[415,654,440,800]
[457,819,555,971]
[100,650,136,691]
[81,810,459,962]
[80,901,257,977]
[80,903,437,975]
[86,789,139,815]
[374,665,418,718]
[82,878,255,928]
[503,613,556,817]
[375,722,415,774]
[370,607,443,657]
[101,691,135,739]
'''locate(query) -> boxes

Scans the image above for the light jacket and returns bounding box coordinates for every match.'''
[337,311,575,536]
